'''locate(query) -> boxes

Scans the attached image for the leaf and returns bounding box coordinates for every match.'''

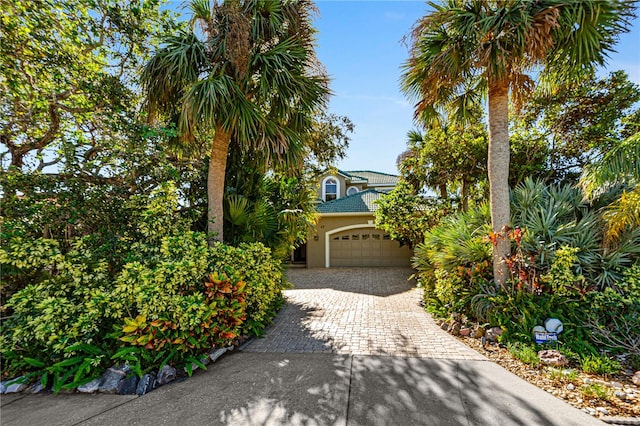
[23,357,46,368]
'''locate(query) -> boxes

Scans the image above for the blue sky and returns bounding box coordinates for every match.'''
[312,1,640,175]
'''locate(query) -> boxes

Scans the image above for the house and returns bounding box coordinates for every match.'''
[298,170,413,268]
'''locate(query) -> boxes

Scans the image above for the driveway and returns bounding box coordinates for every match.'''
[0,268,605,426]
[245,267,485,360]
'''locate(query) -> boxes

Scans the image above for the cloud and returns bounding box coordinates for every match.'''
[335,93,411,107]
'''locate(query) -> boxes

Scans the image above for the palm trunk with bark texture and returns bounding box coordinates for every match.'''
[207,128,232,244]
[487,80,511,289]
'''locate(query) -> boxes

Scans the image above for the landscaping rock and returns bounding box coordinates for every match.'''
[118,376,139,395]
[209,347,229,363]
[157,365,177,385]
[136,373,157,396]
[459,327,471,337]
[29,381,47,394]
[632,371,640,386]
[596,407,610,416]
[449,321,461,336]
[538,350,568,367]
[77,378,101,394]
[1,377,28,394]
[485,327,503,342]
[98,365,130,394]
[471,326,485,338]
[566,384,575,391]
[614,390,627,400]
[440,322,449,331]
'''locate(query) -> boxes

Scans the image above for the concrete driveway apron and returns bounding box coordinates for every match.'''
[244,267,486,359]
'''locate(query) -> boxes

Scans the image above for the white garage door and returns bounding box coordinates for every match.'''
[329,229,411,267]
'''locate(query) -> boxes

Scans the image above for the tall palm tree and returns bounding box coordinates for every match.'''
[142,0,329,242]
[401,0,634,288]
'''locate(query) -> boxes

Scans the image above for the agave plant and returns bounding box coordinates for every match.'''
[511,178,639,289]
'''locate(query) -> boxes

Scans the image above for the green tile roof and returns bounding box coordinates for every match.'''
[316,189,384,213]
[342,170,399,185]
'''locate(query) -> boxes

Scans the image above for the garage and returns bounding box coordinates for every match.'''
[329,228,412,267]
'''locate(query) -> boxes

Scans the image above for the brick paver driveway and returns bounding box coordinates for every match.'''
[244,268,485,360]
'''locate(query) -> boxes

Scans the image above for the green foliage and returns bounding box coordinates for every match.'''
[518,71,640,184]
[541,246,586,296]
[581,383,614,401]
[585,265,640,356]
[412,204,492,316]
[210,243,285,337]
[397,123,487,208]
[508,342,540,367]
[580,355,622,376]
[375,180,452,248]
[511,178,639,289]
[1,184,283,386]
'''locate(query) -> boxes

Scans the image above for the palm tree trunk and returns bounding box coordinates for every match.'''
[487,80,511,290]
[439,184,447,199]
[461,179,469,212]
[207,127,232,244]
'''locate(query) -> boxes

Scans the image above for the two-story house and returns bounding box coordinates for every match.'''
[300,170,413,268]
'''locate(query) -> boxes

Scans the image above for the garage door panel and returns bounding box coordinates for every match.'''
[329,228,410,267]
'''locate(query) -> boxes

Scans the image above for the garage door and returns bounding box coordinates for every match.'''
[329,229,411,267]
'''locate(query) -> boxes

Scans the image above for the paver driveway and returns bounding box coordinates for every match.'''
[245,267,486,360]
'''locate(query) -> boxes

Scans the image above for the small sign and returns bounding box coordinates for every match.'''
[534,332,558,344]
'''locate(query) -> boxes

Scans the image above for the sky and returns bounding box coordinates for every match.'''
[311,1,640,175]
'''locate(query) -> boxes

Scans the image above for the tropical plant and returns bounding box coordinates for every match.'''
[374,180,451,248]
[517,71,640,184]
[581,131,640,245]
[402,0,634,288]
[397,120,487,210]
[142,0,329,242]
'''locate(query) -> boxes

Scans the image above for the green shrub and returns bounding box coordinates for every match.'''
[541,246,587,296]
[1,238,115,386]
[585,265,640,356]
[580,354,622,376]
[210,242,285,336]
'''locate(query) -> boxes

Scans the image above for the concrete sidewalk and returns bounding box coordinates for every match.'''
[1,352,604,426]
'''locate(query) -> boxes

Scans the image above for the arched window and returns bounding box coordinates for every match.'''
[346,186,359,196]
[322,177,339,201]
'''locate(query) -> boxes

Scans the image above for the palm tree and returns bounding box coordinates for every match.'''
[142,0,329,242]
[401,0,634,288]
[581,131,640,245]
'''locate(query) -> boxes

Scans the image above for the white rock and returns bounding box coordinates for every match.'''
[209,347,228,363]
[0,377,28,394]
[596,407,609,415]
[583,378,592,384]
[566,384,575,391]
[632,371,640,386]
[614,390,627,400]
[610,381,623,388]
[77,378,101,393]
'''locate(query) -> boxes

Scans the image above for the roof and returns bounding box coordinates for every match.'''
[316,189,385,214]
[341,170,399,186]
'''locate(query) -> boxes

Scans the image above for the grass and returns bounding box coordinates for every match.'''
[581,383,613,401]
[508,342,539,367]
[580,354,622,376]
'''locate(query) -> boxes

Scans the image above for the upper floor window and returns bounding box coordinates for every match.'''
[324,178,338,201]
[346,186,359,196]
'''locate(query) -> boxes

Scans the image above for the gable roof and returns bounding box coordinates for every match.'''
[316,189,385,214]
[341,170,399,186]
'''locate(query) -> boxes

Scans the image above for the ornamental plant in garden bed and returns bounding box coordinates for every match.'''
[413,178,640,371]
[0,184,286,392]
